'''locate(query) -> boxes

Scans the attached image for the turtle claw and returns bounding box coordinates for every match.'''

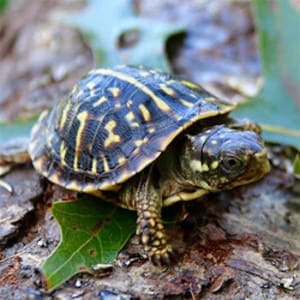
[0,178,13,193]
[150,246,177,266]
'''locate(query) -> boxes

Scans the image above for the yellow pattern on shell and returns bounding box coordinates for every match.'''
[108,87,121,98]
[134,137,149,147]
[67,181,82,191]
[139,104,151,122]
[74,110,89,170]
[118,156,127,165]
[92,158,98,173]
[95,69,172,113]
[101,155,110,172]
[33,157,45,173]
[49,173,60,185]
[180,80,202,90]
[148,127,156,134]
[87,82,96,96]
[139,70,150,77]
[87,81,95,90]
[93,96,107,107]
[125,111,135,122]
[179,98,194,107]
[104,120,121,148]
[59,103,71,131]
[127,99,133,107]
[125,111,139,128]
[159,83,176,97]
[60,141,67,166]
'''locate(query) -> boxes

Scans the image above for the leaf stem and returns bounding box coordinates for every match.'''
[261,124,300,137]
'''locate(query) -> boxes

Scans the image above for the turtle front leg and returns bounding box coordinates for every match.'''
[135,167,175,266]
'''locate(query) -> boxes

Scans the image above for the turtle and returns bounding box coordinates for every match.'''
[2,65,270,265]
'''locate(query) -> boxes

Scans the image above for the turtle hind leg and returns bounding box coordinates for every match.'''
[135,167,176,266]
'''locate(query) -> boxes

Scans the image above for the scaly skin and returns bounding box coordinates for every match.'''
[135,167,175,265]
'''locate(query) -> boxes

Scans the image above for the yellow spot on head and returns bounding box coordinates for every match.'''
[202,163,209,172]
[190,160,210,173]
[108,87,121,98]
[210,161,219,170]
[104,120,121,148]
[139,104,151,122]
[190,159,202,172]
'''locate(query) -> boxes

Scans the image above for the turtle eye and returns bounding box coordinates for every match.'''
[222,156,244,172]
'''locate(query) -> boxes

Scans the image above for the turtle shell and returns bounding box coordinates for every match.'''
[29,65,234,193]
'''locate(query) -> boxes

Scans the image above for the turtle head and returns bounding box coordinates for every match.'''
[181,125,270,191]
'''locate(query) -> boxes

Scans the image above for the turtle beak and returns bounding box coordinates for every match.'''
[237,148,270,185]
[254,148,271,174]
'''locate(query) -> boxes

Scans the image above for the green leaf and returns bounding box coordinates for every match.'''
[0,116,38,145]
[294,154,300,178]
[0,0,9,13]
[68,0,184,70]
[42,197,136,291]
[234,0,300,149]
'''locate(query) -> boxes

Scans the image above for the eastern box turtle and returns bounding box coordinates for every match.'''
[27,65,270,265]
